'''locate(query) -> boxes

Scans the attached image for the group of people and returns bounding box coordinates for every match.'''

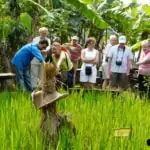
[11,27,82,91]
[11,27,150,98]
[102,35,150,98]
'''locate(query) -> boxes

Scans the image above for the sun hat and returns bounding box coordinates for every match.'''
[32,90,68,109]
[119,36,126,44]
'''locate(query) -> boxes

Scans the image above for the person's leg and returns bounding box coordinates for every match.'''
[118,73,128,91]
[109,73,118,90]
[138,74,146,91]
[73,62,78,86]
[138,74,147,98]
[88,83,95,88]
[23,67,33,92]
[102,63,109,89]
[88,66,97,88]
[15,67,25,91]
[80,66,88,87]
[102,79,109,89]
[83,82,88,88]
[67,68,74,88]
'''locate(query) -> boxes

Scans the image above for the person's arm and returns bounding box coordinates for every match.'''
[127,50,133,75]
[81,49,95,64]
[107,48,113,76]
[57,52,65,70]
[31,46,45,63]
[136,57,150,65]
[92,50,99,64]
[77,45,82,61]
[108,57,112,76]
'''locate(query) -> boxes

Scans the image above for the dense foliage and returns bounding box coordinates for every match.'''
[0,0,150,70]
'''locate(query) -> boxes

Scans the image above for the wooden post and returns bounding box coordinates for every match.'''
[32,63,75,148]
[41,102,57,146]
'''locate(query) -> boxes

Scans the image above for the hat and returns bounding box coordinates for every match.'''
[32,90,69,109]
[119,36,126,44]
[71,36,79,40]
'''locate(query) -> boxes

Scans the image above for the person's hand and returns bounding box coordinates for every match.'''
[42,61,46,66]
[56,64,60,71]
[56,68,61,76]
[92,58,97,64]
[136,62,141,65]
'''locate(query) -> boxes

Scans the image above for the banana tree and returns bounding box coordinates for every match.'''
[65,0,137,48]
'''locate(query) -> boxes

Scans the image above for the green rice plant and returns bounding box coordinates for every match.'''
[0,91,150,149]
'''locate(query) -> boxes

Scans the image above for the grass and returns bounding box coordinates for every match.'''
[0,90,150,149]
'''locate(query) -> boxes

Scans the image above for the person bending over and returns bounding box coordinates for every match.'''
[52,42,74,88]
[11,39,48,92]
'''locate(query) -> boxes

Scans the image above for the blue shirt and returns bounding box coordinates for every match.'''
[11,43,44,69]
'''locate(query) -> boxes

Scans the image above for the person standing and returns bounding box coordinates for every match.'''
[136,40,150,98]
[108,36,133,91]
[63,36,82,85]
[102,35,117,89]
[11,39,48,92]
[31,27,51,89]
[80,37,99,88]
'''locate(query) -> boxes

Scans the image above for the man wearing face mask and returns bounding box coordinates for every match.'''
[108,36,133,91]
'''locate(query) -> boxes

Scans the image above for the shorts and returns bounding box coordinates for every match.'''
[102,62,110,79]
[80,64,97,83]
[110,73,128,89]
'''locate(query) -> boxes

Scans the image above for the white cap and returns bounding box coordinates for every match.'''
[119,36,126,44]
[71,36,79,40]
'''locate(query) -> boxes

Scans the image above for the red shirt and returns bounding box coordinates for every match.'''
[63,43,82,63]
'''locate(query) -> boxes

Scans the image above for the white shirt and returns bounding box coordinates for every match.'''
[102,44,112,64]
[108,44,133,73]
[82,48,97,67]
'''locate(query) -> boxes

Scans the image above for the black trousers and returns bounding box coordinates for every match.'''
[56,68,74,89]
[66,68,74,88]
[138,74,150,99]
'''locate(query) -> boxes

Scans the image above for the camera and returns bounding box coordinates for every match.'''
[116,61,122,66]
[105,57,109,62]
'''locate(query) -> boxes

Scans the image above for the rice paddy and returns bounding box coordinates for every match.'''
[0,90,150,150]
